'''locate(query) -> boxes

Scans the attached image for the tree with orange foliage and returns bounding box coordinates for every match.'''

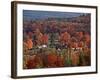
[41,34,48,45]
[82,33,91,48]
[71,51,80,66]
[59,32,71,45]
[71,42,78,51]
[35,29,43,45]
[70,37,78,50]
[24,35,33,50]
[84,34,91,48]
[26,39,33,50]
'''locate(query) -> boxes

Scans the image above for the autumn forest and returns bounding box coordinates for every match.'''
[23,10,91,69]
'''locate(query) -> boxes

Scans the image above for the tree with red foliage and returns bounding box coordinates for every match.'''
[26,58,36,69]
[75,31,83,41]
[26,55,43,69]
[78,41,84,50]
[47,54,58,67]
[26,55,36,69]
[57,56,64,67]
[28,31,33,38]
